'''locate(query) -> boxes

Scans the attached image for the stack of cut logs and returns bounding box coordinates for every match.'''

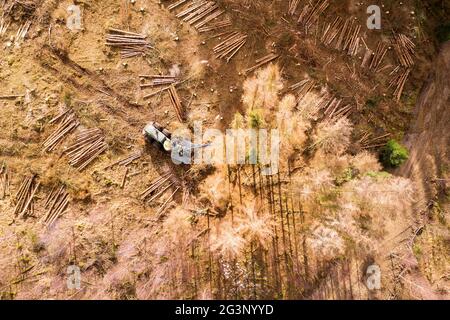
[168,85,185,122]
[141,74,182,100]
[244,53,279,75]
[167,0,243,60]
[336,17,361,56]
[0,162,10,199]
[291,79,316,102]
[64,129,108,171]
[323,97,353,121]
[197,18,231,33]
[14,175,40,218]
[43,185,69,227]
[176,1,223,28]
[392,33,415,68]
[15,20,31,45]
[321,16,361,56]
[139,74,178,89]
[213,31,247,62]
[170,0,228,32]
[0,16,10,36]
[358,132,391,150]
[141,172,180,220]
[43,109,79,152]
[321,17,343,46]
[104,151,142,188]
[368,41,389,71]
[105,151,142,169]
[388,67,411,102]
[297,0,329,33]
[106,28,152,59]
[288,0,300,15]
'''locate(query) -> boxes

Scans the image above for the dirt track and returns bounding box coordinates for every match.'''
[396,41,450,299]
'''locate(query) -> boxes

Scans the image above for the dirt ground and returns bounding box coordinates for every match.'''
[0,0,448,299]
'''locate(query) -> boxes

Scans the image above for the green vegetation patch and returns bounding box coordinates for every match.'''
[380,139,409,168]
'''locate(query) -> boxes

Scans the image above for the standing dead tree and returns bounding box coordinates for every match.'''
[42,109,79,152]
[64,128,108,171]
[13,175,39,218]
[42,185,69,227]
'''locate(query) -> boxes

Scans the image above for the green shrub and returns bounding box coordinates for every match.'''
[380,139,409,168]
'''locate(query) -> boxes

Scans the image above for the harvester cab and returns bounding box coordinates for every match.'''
[143,122,210,164]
